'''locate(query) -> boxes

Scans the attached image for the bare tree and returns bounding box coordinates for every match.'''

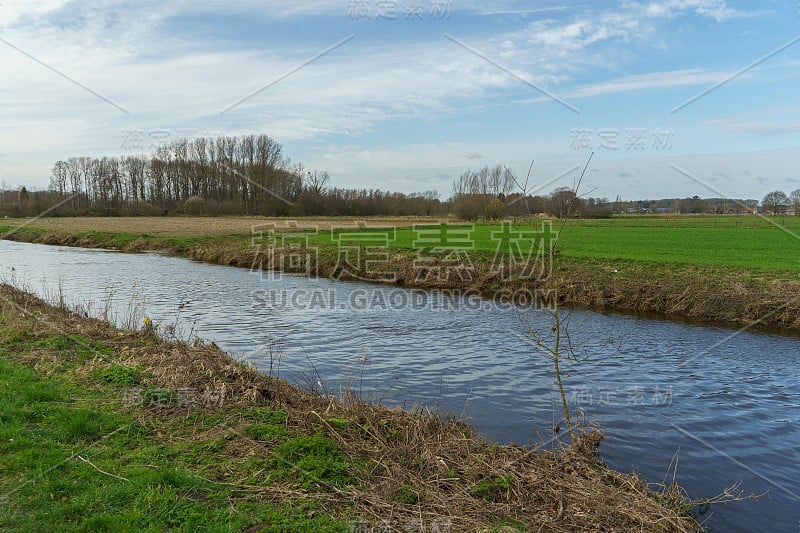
[305,169,330,196]
[527,310,578,444]
[49,161,68,196]
[762,190,788,215]
[789,189,800,216]
[549,187,581,218]
[526,153,595,448]
[451,164,516,220]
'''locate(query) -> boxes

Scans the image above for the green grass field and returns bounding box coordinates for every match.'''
[3,214,799,272]
[308,216,800,272]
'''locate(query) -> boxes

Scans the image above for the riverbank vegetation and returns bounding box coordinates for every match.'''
[2,215,799,333]
[0,284,704,531]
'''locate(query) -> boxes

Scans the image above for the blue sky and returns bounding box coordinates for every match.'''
[1,0,799,201]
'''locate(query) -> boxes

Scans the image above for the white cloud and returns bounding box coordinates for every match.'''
[514,67,749,105]
[570,68,744,99]
[524,14,643,56]
[0,0,71,27]
[636,0,764,22]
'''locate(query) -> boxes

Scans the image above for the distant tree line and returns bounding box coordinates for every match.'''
[2,134,443,217]
[448,164,800,218]
[2,145,798,219]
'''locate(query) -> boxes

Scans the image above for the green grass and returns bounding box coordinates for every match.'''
[26,335,113,360]
[394,483,421,505]
[7,214,799,271]
[0,351,351,532]
[244,423,289,442]
[471,475,515,501]
[307,215,800,272]
[92,364,145,386]
[269,433,354,489]
[248,406,289,425]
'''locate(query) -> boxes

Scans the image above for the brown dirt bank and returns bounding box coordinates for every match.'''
[0,284,704,532]
[2,223,799,334]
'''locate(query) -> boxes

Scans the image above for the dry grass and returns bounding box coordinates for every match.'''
[1,216,434,237]
[0,284,704,532]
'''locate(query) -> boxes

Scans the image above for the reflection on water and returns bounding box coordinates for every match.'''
[2,240,799,532]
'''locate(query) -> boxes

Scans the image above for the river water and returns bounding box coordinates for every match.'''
[1,240,798,532]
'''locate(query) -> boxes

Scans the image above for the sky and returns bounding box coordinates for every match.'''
[1,0,799,201]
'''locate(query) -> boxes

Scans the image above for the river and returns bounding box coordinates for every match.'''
[1,240,798,532]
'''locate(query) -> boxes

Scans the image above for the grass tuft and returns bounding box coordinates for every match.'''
[93,364,143,386]
[270,433,354,489]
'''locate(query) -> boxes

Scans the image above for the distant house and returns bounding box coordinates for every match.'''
[760,204,788,215]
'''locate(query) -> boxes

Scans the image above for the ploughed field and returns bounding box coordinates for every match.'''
[0,215,424,236]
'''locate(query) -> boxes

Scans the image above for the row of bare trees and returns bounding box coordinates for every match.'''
[36,135,443,217]
[450,164,612,220]
[451,165,516,220]
[47,135,300,215]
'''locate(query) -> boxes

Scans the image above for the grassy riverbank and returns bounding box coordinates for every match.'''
[2,215,799,332]
[0,284,702,531]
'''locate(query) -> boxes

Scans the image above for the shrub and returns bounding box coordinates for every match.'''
[183,196,205,215]
[484,197,506,220]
